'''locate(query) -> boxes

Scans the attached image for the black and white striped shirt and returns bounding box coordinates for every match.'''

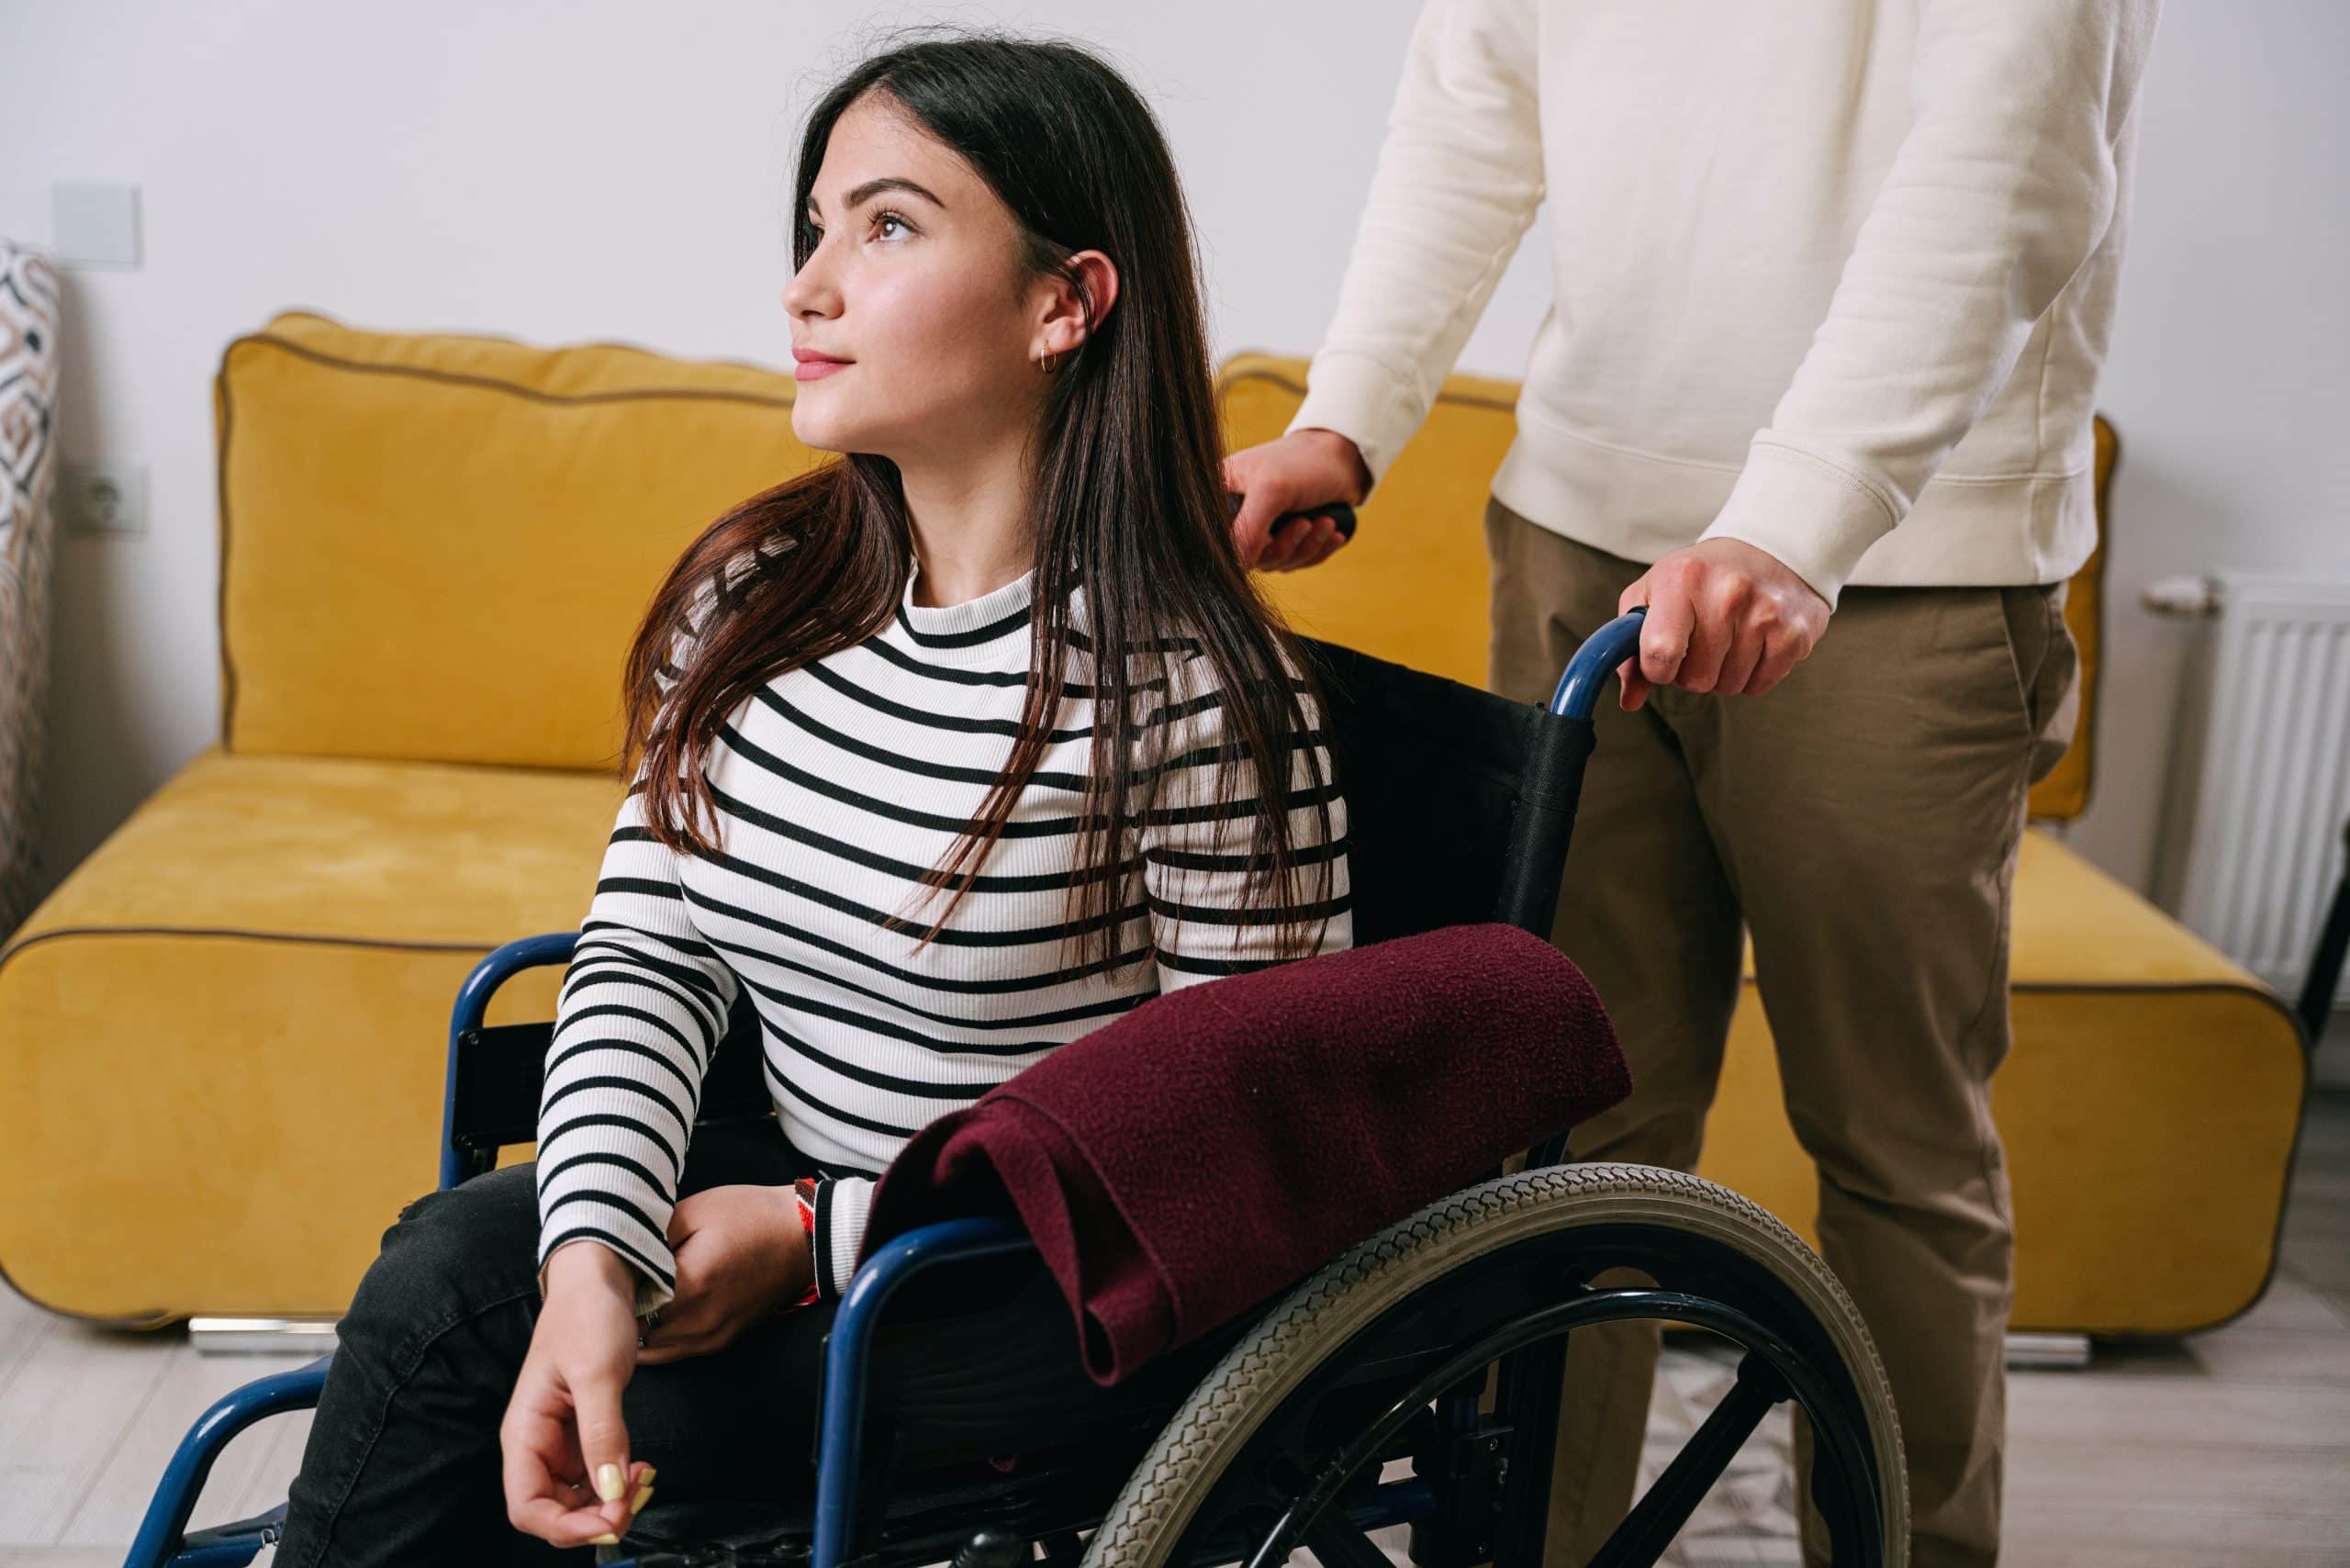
[535,562,1353,1310]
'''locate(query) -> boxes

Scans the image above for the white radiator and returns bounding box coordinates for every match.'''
[2152,573,2350,1001]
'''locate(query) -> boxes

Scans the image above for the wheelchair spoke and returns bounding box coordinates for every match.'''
[1303,1513,1394,1568]
[1585,1350,1788,1568]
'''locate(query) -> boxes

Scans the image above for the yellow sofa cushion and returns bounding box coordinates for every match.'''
[0,748,621,1319]
[216,311,824,770]
[1217,352,2109,823]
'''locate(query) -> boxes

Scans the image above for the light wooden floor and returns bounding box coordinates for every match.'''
[5,1091,2344,1567]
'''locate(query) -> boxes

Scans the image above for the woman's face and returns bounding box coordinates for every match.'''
[782,95,1051,466]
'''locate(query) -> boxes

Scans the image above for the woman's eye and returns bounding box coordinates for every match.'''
[871,210,911,241]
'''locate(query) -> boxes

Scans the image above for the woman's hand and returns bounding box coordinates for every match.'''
[635,1183,814,1366]
[502,1242,655,1548]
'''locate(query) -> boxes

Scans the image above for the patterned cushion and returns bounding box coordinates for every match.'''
[0,242,61,940]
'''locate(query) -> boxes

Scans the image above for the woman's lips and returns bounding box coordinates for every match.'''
[793,351,851,382]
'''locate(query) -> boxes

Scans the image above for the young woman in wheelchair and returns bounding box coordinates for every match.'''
[274,36,1352,1566]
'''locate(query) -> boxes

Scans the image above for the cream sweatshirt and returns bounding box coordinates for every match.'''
[1288,0,2159,607]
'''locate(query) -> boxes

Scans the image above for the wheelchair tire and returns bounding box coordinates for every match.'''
[1083,1162,1908,1567]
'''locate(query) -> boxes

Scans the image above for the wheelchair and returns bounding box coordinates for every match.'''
[130,610,1908,1568]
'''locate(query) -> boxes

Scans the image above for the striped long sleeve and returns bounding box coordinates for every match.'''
[534,772,741,1316]
[534,579,744,1317]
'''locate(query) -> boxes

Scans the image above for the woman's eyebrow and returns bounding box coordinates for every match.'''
[808,176,947,219]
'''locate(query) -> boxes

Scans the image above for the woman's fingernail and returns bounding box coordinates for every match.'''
[595,1462,625,1501]
[589,1533,620,1546]
[632,1484,655,1512]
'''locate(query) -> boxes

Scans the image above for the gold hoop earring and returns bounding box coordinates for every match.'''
[1039,349,1060,375]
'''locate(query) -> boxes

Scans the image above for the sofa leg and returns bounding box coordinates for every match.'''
[188,1316,341,1355]
[2004,1331,2092,1369]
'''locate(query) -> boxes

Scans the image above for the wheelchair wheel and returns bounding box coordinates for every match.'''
[1084,1163,1907,1568]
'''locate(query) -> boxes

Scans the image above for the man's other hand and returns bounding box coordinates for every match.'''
[1617,538,1830,711]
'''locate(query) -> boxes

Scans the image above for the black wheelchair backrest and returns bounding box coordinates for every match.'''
[1300,636,1591,946]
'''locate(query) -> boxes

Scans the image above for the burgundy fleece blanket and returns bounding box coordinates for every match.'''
[857,922,1630,1386]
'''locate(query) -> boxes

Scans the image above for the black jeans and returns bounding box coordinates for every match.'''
[276,1118,836,1567]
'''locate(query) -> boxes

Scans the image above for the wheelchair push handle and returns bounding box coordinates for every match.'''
[1225,492,1360,545]
[1488,608,1648,933]
[1550,605,1647,722]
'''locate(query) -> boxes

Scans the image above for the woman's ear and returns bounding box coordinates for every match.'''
[1035,250,1120,361]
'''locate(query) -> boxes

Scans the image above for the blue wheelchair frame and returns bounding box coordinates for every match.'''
[127,612,1650,1568]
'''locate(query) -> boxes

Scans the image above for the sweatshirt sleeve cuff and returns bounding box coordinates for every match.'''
[1696,438,1903,610]
[811,1176,877,1303]
[1285,349,1429,492]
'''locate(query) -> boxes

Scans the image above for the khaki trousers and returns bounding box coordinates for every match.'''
[1483,497,2076,1568]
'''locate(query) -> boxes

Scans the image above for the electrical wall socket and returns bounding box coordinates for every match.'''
[60,458,150,535]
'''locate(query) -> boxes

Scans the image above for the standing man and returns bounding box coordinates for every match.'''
[1225,3,2156,1562]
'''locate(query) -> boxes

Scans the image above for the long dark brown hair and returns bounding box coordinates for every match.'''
[617,33,1339,975]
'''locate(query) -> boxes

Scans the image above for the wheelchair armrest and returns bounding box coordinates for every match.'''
[441,934,579,1192]
[127,1356,333,1568]
[815,1215,1036,1564]
[450,933,580,1041]
[440,932,772,1192]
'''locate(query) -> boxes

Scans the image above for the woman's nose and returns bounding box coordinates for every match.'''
[781,252,838,319]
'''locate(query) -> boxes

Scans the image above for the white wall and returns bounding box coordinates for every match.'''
[2065,0,2350,892]
[1,0,2344,923]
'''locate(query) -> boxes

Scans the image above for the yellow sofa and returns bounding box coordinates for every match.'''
[1223,353,2309,1338]
[0,313,828,1323]
[0,319,2306,1340]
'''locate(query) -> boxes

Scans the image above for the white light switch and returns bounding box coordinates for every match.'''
[52,183,142,268]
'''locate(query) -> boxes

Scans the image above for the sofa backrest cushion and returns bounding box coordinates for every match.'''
[215,310,822,769]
